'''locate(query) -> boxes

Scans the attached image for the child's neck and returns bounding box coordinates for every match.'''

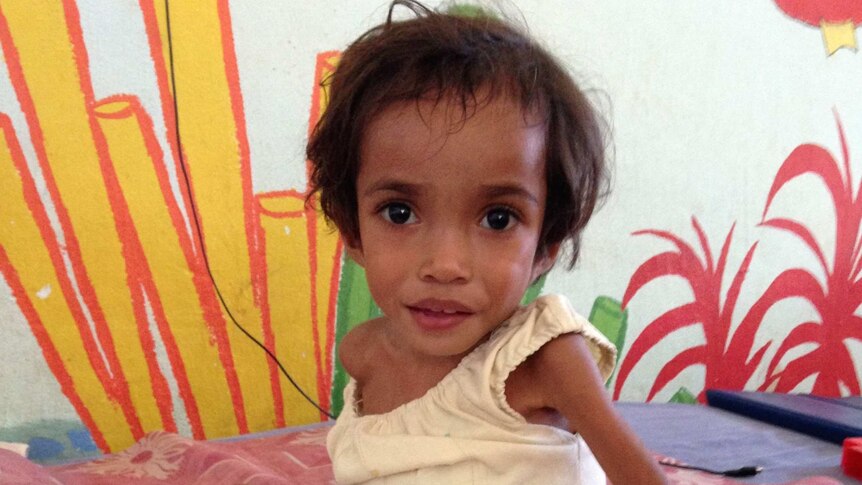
[357,318,486,415]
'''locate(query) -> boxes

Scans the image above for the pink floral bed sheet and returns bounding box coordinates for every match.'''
[0,425,844,484]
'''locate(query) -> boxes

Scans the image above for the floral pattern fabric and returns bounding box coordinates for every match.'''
[0,425,844,484]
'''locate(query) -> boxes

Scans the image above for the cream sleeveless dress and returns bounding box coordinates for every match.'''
[326,294,617,484]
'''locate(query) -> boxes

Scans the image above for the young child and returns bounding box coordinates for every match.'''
[307,1,666,483]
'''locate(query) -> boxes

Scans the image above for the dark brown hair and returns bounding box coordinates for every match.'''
[307,0,609,268]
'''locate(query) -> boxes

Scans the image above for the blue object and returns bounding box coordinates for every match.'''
[67,428,98,452]
[27,437,65,460]
[706,389,862,444]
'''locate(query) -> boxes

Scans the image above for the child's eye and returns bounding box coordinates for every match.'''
[380,203,417,225]
[481,208,516,231]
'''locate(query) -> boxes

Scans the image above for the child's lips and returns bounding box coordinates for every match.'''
[407,299,474,331]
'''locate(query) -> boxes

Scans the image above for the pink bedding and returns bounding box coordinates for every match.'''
[0,425,844,484]
[0,426,332,484]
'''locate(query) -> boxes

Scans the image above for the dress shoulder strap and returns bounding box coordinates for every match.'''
[485,294,618,421]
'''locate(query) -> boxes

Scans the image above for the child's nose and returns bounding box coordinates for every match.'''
[418,231,472,284]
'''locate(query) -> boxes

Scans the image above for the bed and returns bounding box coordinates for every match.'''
[0,403,851,484]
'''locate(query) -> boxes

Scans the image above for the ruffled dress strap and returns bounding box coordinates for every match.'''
[484,294,618,422]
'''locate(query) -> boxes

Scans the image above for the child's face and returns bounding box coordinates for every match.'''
[348,95,557,361]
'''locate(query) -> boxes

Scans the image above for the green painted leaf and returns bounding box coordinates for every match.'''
[588,296,628,387]
[330,256,382,416]
[445,4,493,19]
[669,386,699,404]
[520,273,546,305]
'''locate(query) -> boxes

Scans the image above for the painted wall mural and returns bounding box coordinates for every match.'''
[0,0,860,466]
[615,117,862,402]
[0,1,342,456]
[775,0,862,55]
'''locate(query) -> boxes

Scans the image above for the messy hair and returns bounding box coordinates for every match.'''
[307,0,609,268]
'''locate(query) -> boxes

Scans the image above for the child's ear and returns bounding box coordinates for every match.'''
[531,242,560,280]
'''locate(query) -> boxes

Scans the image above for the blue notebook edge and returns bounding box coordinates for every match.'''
[705,389,862,445]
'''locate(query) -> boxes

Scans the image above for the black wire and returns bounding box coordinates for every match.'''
[659,459,763,477]
[162,0,334,421]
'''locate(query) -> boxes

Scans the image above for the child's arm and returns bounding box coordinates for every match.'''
[530,333,667,484]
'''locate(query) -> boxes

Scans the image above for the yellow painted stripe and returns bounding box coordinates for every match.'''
[1,1,163,435]
[163,1,273,431]
[0,120,135,451]
[94,98,240,438]
[259,194,320,426]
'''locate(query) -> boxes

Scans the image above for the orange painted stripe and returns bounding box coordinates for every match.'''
[305,51,340,180]
[321,234,344,413]
[305,203,344,416]
[306,202,343,414]
[137,0,194,249]
[304,207,327,414]
[252,201,285,428]
[304,52,343,414]
[216,0,262,306]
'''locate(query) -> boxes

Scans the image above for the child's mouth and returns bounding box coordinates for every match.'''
[407,300,474,331]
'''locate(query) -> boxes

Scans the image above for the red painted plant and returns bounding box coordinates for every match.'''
[615,114,862,402]
[613,218,771,402]
[758,114,862,396]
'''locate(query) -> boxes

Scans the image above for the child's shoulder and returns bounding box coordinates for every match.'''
[338,317,387,382]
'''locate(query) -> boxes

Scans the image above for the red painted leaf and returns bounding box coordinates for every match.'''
[727,268,823,372]
[613,302,701,399]
[621,251,701,309]
[739,341,771,384]
[826,348,861,395]
[845,278,862,310]
[721,242,758,324]
[632,228,707,273]
[773,352,822,393]
[834,110,852,195]
[846,315,862,340]
[647,345,706,402]
[758,115,862,397]
[759,218,829,275]
[762,144,848,223]
[619,221,765,401]
[764,321,822,382]
[711,222,737,296]
[691,217,716,274]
